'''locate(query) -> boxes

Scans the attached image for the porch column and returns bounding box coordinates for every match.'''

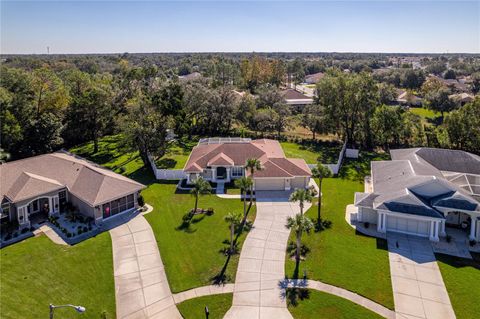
[48,197,54,215]
[429,220,439,242]
[440,220,446,237]
[469,219,477,241]
[377,212,385,233]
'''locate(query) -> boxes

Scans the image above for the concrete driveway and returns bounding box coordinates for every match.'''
[387,233,456,319]
[224,192,309,319]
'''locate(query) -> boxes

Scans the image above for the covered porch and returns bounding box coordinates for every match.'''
[16,195,61,229]
[442,210,479,241]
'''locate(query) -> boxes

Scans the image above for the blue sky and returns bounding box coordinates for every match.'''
[1,1,479,54]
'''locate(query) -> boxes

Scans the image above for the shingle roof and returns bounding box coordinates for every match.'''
[207,153,234,166]
[1,152,145,206]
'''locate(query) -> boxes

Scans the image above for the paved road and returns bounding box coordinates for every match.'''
[387,233,456,319]
[224,191,309,319]
[110,215,182,319]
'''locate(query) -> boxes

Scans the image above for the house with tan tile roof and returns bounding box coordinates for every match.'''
[0,151,145,229]
[184,138,311,191]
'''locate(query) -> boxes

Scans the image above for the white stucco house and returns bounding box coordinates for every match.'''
[354,148,480,242]
[183,138,311,191]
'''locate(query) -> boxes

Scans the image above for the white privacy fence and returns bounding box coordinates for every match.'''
[148,154,187,180]
[308,140,349,175]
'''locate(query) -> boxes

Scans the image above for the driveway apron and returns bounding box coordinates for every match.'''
[387,233,456,319]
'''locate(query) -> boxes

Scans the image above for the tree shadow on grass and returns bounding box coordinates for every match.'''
[155,158,177,169]
[285,288,310,307]
[314,218,332,233]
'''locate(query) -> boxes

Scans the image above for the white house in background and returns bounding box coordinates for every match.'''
[354,148,480,242]
[282,89,314,107]
[183,138,311,191]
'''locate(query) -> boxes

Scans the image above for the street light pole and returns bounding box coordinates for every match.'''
[49,303,86,319]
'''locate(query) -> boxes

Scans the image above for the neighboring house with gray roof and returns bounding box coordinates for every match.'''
[0,151,145,230]
[354,148,480,242]
[184,138,311,191]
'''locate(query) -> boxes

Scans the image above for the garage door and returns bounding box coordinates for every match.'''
[255,179,285,191]
[386,215,430,237]
[291,177,307,189]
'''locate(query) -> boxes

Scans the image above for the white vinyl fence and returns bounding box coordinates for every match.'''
[148,154,186,180]
[308,140,348,175]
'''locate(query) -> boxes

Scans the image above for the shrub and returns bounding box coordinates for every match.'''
[118,166,126,174]
[364,222,370,229]
[88,226,92,231]
[21,228,29,234]
[67,232,72,238]
[13,232,18,238]
[78,229,83,235]
[137,195,145,207]
[29,227,35,232]
[83,226,88,233]
[469,239,477,247]
[446,235,452,243]
[5,234,12,241]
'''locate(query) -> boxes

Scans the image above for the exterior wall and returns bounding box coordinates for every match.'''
[359,207,378,224]
[69,193,96,219]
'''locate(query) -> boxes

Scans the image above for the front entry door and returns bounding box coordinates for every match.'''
[216,167,227,180]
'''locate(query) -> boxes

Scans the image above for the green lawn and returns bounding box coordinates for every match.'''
[0,234,115,319]
[143,182,256,292]
[177,293,232,319]
[287,289,383,319]
[436,253,480,319]
[280,141,342,164]
[285,151,394,309]
[409,107,439,120]
[154,139,197,169]
[70,136,256,293]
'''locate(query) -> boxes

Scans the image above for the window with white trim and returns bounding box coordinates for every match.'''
[231,167,244,177]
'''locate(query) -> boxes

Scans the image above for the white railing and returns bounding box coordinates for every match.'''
[147,154,186,180]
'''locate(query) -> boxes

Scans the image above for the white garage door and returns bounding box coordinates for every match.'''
[291,177,307,189]
[255,179,285,191]
[386,215,430,237]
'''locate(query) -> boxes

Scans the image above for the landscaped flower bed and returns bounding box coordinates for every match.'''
[48,214,95,239]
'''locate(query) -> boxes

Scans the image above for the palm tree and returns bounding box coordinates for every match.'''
[289,187,316,216]
[225,211,242,254]
[234,176,253,220]
[190,177,212,214]
[311,164,332,224]
[245,158,262,205]
[286,213,314,264]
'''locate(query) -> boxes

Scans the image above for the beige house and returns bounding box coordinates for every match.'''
[0,151,145,229]
[184,138,311,191]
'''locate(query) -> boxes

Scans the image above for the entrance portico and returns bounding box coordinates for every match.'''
[16,195,60,228]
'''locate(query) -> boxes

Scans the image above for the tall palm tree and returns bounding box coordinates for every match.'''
[234,176,253,220]
[286,213,314,264]
[289,187,316,216]
[311,164,332,224]
[245,158,262,205]
[190,177,212,214]
[225,211,242,254]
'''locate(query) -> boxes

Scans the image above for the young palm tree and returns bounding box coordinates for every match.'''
[311,164,332,224]
[245,158,262,205]
[234,176,253,220]
[289,187,316,216]
[286,213,314,264]
[225,211,243,254]
[190,177,212,214]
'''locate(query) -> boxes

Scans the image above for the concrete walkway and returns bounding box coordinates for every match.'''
[35,224,68,245]
[286,279,395,319]
[172,284,235,304]
[387,233,455,319]
[224,191,309,319]
[110,214,182,319]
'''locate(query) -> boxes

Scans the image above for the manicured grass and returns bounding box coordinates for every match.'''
[285,150,394,310]
[69,134,144,176]
[287,289,383,319]
[436,253,480,319]
[280,141,342,164]
[177,293,232,319]
[0,233,115,319]
[143,182,256,292]
[154,139,197,169]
